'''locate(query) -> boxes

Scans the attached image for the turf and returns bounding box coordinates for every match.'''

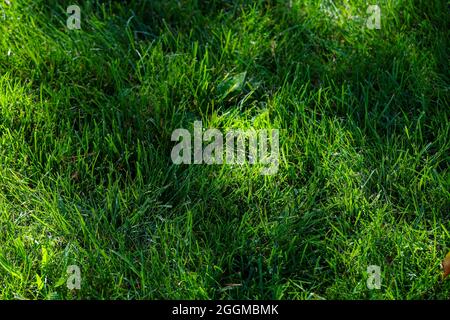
[0,0,448,299]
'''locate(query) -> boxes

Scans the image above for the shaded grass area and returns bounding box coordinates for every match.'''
[0,0,448,299]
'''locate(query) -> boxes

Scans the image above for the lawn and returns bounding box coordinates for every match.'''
[0,0,448,299]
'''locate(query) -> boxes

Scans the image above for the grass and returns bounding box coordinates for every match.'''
[0,0,448,300]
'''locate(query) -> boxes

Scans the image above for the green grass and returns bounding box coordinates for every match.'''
[0,0,448,299]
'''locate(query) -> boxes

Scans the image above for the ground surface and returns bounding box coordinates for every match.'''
[0,0,448,299]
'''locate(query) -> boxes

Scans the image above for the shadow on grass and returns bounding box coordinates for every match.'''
[2,0,448,298]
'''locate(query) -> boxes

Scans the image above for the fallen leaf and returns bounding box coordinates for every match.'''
[442,251,450,279]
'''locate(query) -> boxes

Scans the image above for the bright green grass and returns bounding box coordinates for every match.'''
[0,0,448,299]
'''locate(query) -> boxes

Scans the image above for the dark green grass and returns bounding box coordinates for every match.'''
[0,0,448,299]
